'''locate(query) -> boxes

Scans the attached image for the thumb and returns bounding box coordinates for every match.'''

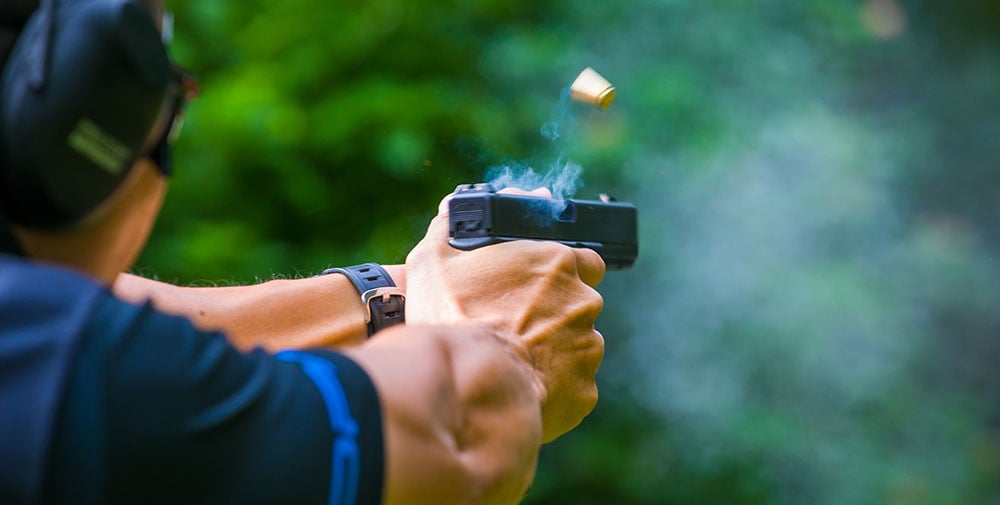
[423,193,454,242]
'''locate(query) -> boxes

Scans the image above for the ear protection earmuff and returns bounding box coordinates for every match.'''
[0,0,175,230]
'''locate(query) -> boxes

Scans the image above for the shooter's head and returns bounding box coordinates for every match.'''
[0,0,193,284]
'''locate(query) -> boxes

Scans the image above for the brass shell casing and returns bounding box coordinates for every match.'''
[570,67,616,109]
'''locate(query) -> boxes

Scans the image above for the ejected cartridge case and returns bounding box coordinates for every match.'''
[570,67,616,109]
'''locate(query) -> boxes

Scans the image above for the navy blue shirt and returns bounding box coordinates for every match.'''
[0,256,384,505]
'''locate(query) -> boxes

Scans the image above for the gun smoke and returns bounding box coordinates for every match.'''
[524,3,1000,504]
[485,90,584,219]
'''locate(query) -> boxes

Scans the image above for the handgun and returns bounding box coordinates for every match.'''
[447,183,638,269]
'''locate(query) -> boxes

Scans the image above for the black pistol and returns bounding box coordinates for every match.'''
[448,183,638,269]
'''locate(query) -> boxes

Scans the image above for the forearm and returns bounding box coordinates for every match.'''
[345,324,542,505]
[112,265,406,351]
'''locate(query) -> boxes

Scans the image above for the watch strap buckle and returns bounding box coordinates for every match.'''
[322,263,405,337]
[361,287,405,328]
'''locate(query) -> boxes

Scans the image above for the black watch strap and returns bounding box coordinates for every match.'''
[322,263,404,337]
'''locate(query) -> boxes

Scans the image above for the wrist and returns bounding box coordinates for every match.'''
[322,263,405,337]
[382,264,406,291]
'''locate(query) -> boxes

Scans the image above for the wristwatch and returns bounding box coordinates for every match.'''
[322,263,405,337]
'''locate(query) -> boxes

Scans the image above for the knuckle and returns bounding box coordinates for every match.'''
[405,244,429,265]
[589,289,604,314]
[573,288,604,323]
[556,246,579,266]
[580,249,606,279]
[586,330,605,372]
[540,243,576,266]
[581,383,599,414]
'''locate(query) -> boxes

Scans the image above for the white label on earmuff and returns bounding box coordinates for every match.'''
[162,12,175,44]
[66,119,133,175]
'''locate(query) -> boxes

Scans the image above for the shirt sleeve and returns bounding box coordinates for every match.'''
[42,292,384,505]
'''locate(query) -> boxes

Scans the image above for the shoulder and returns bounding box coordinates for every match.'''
[0,256,227,369]
[0,255,107,315]
[0,256,109,505]
[67,287,386,504]
[0,257,122,370]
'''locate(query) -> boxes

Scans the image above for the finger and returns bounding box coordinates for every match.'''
[497,187,553,199]
[573,247,606,288]
[529,187,553,199]
[413,193,455,244]
[437,192,455,217]
[424,212,452,241]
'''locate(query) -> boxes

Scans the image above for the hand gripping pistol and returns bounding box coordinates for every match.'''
[447,183,638,269]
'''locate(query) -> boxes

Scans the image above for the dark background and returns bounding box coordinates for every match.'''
[142,1,1000,503]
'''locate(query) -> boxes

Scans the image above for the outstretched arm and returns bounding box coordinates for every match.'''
[266,189,603,503]
[112,264,406,350]
[114,188,605,504]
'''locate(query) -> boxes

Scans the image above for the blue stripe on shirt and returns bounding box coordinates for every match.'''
[276,350,361,505]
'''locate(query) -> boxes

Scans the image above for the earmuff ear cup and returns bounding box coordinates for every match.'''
[0,0,171,230]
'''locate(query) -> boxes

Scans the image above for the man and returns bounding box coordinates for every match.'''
[0,1,606,505]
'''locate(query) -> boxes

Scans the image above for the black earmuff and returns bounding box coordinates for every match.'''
[0,0,172,230]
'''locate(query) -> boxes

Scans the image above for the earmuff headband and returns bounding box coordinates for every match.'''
[0,0,174,230]
[28,0,53,91]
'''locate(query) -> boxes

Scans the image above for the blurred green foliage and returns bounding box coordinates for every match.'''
[144,0,1000,503]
